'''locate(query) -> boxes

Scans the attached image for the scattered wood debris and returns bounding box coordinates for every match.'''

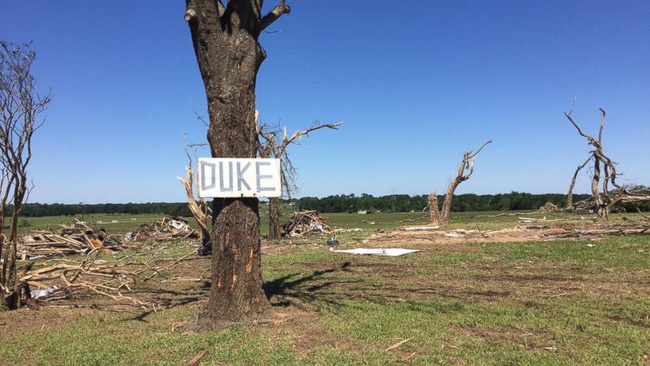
[129,217,199,242]
[18,248,198,310]
[20,219,126,259]
[282,210,331,237]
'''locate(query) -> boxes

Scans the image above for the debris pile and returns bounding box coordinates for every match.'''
[282,210,332,237]
[538,202,560,213]
[129,217,199,242]
[20,220,126,259]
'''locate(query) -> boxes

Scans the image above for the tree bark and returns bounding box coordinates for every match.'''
[566,156,592,210]
[428,194,440,226]
[268,197,281,240]
[185,0,289,328]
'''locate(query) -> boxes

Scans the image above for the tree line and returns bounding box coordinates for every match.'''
[7,202,193,218]
[292,192,594,213]
[3,190,647,219]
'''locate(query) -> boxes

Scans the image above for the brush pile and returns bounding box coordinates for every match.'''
[282,210,332,237]
[20,220,127,259]
[129,217,199,242]
[538,202,560,214]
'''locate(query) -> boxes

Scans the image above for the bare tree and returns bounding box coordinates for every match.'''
[0,41,52,310]
[564,108,650,219]
[429,141,491,226]
[256,114,341,240]
[184,0,291,328]
[565,155,592,210]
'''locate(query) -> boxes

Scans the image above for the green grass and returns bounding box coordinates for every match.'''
[2,212,649,365]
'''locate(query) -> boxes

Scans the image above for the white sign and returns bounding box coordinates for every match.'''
[197,158,282,198]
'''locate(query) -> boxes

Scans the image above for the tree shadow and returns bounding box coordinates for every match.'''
[263,261,357,308]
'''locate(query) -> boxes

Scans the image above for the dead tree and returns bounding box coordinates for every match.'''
[565,108,650,220]
[429,141,491,226]
[184,0,291,328]
[0,41,52,310]
[256,113,341,240]
[177,135,211,246]
[565,155,593,210]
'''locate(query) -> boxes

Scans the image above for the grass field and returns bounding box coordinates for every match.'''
[1,211,649,365]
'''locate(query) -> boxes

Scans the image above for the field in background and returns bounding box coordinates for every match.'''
[10,207,641,238]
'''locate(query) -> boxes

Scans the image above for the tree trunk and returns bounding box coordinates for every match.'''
[436,141,491,225]
[591,157,608,220]
[566,156,592,210]
[268,197,281,240]
[439,156,467,225]
[428,194,440,226]
[186,0,276,328]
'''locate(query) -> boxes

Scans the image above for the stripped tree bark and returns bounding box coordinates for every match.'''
[0,41,51,310]
[565,155,593,210]
[256,114,341,240]
[431,141,491,226]
[177,136,211,245]
[184,0,291,328]
[565,108,650,219]
[428,193,441,226]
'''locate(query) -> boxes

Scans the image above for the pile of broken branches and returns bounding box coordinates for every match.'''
[282,210,331,237]
[20,219,127,259]
[129,217,199,242]
[18,246,198,310]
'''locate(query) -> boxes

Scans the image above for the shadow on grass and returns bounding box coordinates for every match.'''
[264,261,360,308]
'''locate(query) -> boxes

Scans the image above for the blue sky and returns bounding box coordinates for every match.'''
[1,1,649,204]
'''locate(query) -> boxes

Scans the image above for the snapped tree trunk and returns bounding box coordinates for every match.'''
[436,141,491,225]
[428,194,441,226]
[566,156,592,210]
[185,0,291,328]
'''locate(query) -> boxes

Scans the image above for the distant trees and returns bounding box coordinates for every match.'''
[1,41,52,310]
[13,202,193,217]
[5,191,613,219]
[292,192,593,214]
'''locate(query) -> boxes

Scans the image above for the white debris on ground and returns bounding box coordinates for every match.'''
[30,287,57,299]
[334,248,419,257]
[401,226,440,231]
[334,228,366,233]
[444,232,466,238]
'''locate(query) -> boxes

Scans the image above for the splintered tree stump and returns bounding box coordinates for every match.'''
[429,194,441,226]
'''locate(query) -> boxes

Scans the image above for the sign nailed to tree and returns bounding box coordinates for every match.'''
[197,158,282,198]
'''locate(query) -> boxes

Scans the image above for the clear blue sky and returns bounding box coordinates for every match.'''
[1,1,649,204]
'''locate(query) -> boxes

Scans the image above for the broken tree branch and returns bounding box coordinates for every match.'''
[260,0,291,31]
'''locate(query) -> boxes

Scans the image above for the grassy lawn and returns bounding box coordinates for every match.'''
[1,212,648,365]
